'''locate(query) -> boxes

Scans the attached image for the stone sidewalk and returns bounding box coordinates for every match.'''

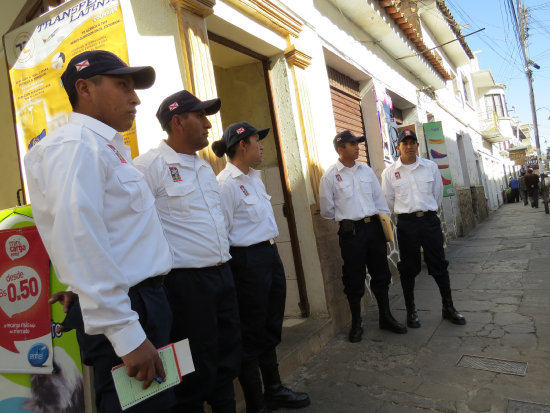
[280,203,550,412]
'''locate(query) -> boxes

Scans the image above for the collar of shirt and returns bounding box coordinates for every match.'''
[394,156,423,171]
[69,112,119,143]
[226,162,261,180]
[157,140,208,171]
[336,159,360,172]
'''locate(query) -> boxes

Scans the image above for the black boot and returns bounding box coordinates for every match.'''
[403,290,421,328]
[240,379,272,413]
[440,288,466,325]
[347,297,363,342]
[375,293,407,334]
[211,400,237,413]
[260,364,311,409]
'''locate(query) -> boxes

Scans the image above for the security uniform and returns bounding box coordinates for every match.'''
[214,121,309,412]
[320,157,407,340]
[25,113,174,413]
[381,154,465,327]
[134,141,241,413]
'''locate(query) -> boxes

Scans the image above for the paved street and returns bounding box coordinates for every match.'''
[282,203,550,412]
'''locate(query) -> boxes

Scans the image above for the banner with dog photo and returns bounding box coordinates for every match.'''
[0,206,85,413]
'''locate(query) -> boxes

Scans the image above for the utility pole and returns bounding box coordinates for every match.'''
[514,0,549,213]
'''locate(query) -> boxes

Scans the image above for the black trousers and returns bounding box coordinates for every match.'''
[511,188,520,202]
[164,264,241,412]
[229,242,286,386]
[521,190,529,205]
[64,280,175,413]
[396,214,450,292]
[528,187,539,207]
[338,217,391,300]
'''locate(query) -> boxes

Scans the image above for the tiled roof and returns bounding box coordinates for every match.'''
[378,0,454,81]
[435,0,475,59]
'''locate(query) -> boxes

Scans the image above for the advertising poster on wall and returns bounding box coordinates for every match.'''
[3,0,137,197]
[0,225,52,374]
[374,81,400,164]
[423,121,456,197]
[0,208,85,413]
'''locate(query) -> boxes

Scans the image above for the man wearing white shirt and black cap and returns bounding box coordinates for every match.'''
[24,50,175,412]
[381,129,465,329]
[134,90,241,413]
[319,130,407,343]
[212,122,310,413]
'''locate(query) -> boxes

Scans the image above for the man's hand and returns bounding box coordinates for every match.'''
[49,291,76,313]
[121,339,165,389]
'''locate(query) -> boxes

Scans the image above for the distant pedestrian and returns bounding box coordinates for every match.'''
[381,129,466,329]
[518,171,528,206]
[509,177,519,203]
[524,169,540,208]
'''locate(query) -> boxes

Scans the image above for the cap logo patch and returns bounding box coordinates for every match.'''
[335,174,343,182]
[107,144,127,163]
[239,185,249,196]
[395,172,401,180]
[168,102,179,111]
[236,127,245,134]
[75,59,90,72]
[337,137,342,141]
[169,166,182,182]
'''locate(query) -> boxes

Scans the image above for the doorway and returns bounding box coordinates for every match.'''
[208,35,308,318]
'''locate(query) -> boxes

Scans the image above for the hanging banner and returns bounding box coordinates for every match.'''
[0,226,52,374]
[373,81,399,164]
[3,0,138,196]
[423,121,455,197]
[0,207,84,413]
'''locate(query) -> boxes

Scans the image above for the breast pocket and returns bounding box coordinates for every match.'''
[242,195,263,223]
[165,183,195,218]
[359,176,373,198]
[393,178,409,199]
[417,175,434,193]
[115,167,154,212]
[335,181,353,199]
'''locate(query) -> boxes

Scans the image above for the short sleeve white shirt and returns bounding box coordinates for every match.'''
[319,160,391,222]
[217,162,279,247]
[134,141,231,268]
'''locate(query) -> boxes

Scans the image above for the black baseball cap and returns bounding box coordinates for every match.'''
[212,121,269,157]
[333,130,365,149]
[156,90,221,131]
[61,50,155,95]
[397,129,418,143]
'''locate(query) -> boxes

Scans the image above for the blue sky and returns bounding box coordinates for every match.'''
[446,0,550,151]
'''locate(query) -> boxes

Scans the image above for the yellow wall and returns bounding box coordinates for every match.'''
[214,62,278,167]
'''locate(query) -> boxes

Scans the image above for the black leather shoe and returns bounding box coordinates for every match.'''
[380,313,407,334]
[442,307,466,325]
[348,320,363,343]
[406,308,421,328]
[264,384,311,409]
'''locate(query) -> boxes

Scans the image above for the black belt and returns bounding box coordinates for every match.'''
[231,239,275,249]
[398,211,437,220]
[131,275,165,291]
[340,215,379,226]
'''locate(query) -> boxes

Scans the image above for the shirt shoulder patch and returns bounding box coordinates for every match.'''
[169,166,182,182]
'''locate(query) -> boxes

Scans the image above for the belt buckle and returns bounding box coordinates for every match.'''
[269,238,275,245]
[415,211,425,218]
[363,217,371,223]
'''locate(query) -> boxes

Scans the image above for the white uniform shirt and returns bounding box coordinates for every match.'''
[319,160,391,222]
[381,156,443,214]
[217,162,279,247]
[134,141,230,268]
[24,112,172,357]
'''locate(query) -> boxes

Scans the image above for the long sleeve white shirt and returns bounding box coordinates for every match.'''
[24,112,172,357]
[381,156,443,214]
[319,160,391,222]
[134,141,230,268]
[217,162,279,247]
